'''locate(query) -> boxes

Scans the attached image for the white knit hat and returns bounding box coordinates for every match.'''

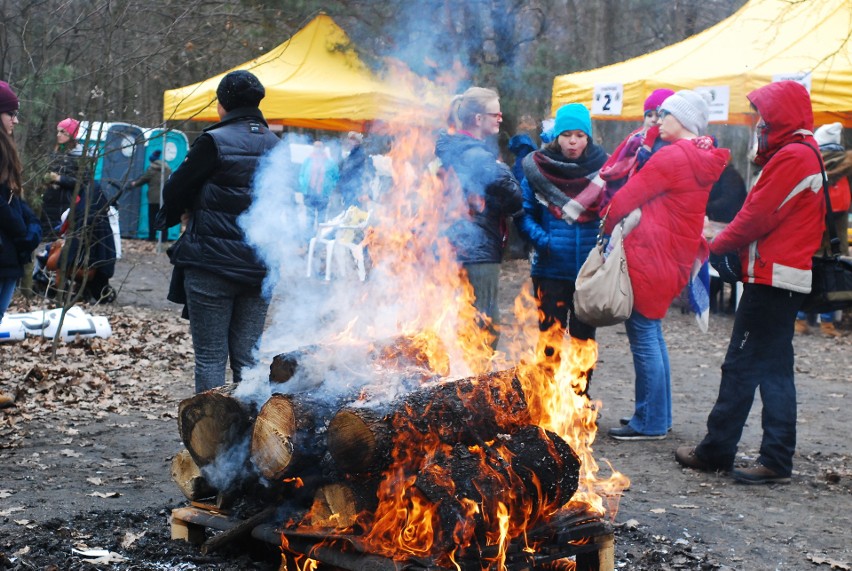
[814,122,842,147]
[659,90,711,136]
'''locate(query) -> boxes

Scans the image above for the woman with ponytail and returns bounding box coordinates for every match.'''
[434,87,523,353]
[0,81,42,406]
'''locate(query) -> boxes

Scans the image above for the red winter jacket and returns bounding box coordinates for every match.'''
[604,139,729,318]
[710,81,826,293]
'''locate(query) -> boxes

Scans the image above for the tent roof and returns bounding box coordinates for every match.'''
[552,0,852,127]
[163,14,425,131]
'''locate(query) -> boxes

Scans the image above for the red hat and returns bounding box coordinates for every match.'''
[644,88,675,113]
[57,117,81,138]
[0,81,19,114]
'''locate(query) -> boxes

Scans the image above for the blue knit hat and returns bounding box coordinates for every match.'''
[552,103,592,139]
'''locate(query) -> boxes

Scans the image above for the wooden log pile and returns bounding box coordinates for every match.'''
[171,334,582,558]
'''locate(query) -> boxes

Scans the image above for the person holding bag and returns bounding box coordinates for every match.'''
[603,90,729,440]
[676,81,825,484]
[514,103,608,395]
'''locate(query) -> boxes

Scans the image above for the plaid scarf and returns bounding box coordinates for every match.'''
[522,144,607,224]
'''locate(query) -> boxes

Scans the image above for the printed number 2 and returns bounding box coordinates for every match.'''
[602,94,612,111]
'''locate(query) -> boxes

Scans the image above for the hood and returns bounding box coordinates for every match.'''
[435,131,492,164]
[508,133,536,155]
[747,81,814,166]
[675,139,731,187]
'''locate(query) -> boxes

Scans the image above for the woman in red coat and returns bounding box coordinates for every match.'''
[603,90,730,440]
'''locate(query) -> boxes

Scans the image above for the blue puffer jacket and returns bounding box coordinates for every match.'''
[0,185,42,279]
[515,145,607,281]
[434,132,522,264]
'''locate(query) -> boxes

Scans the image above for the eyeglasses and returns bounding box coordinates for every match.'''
[2,110,18,118]
[658,109,671,120]
[482,112,503,120]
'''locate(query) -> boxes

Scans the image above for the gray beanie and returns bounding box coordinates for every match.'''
[814,122,842,147]
[659,90,710,135]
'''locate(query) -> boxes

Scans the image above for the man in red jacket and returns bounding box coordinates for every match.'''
[676,81,826,484]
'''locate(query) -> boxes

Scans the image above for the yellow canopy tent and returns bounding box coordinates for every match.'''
[163,14,428,131]
[552,0,852,127]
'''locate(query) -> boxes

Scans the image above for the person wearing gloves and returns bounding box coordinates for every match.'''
[603,90,730,440]
[0,81,41,407]
[514,103,608,396]
[676,81,825,484]
[160,70,280,393]
[794,121,850,337]
[42,117,86,238]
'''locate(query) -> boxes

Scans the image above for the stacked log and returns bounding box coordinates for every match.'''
[171,337,582,559]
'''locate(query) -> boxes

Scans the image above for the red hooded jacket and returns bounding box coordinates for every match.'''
[710,81,826,293]
[604,139,730,319]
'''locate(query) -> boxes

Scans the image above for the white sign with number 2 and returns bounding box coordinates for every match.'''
[592,83,624,116]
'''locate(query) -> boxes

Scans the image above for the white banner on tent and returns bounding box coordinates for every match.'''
[695,86,730,123]
[772,71,812,93]
[591,83,624,116]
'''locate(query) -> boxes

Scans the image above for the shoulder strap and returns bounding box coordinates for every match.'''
[790,141,840,255]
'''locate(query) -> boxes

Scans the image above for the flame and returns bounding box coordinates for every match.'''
[280,63,629,566]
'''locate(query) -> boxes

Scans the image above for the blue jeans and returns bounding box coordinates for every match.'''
[0,278,17,322]
[696,284,804,476]
[623,310,671,436]
[184,268,270,393]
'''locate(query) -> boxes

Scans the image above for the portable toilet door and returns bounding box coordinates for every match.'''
[137,128,189,241]
[76,121,110,181]
[101,123,147,238]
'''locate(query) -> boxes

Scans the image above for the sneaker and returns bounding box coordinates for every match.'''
[732,463,791,485]
[820,322,843,338]
[794,319,810,334]
[619,417,630,426]
[608,426,666,441]
[674,446,728,472]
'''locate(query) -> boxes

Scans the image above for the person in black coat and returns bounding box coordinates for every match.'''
[161,70,280,393]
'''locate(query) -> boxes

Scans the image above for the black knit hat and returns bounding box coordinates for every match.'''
[216,70,265,111]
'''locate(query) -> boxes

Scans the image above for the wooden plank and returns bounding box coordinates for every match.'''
[575,533,614,571]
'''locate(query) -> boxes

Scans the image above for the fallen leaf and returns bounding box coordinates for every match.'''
[806,553,851,570]
[89,491,120,498]
[0,506,25,516]
[86,477,103,486]
[121,530,146,549]
[650,508,666,514]
[14,519,30,525]
[0,489,12,498]
[60,449,82,458]
[672,504,699,509]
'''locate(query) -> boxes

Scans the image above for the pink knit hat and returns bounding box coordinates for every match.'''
[644,88,675,113]
[57,117,80,138]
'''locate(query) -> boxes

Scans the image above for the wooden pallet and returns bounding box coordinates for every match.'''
[171,505,615,571]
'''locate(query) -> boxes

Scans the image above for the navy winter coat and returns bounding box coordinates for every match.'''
[0,185,42,279]
[434,132,523,265]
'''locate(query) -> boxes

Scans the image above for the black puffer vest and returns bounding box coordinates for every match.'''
[173,114,279,285]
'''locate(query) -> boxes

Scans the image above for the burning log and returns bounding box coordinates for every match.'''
[411,425,580,556]
[326,369,531,475]
[178,386,253,468]
[268,333,450,383]
[306,482,378,529]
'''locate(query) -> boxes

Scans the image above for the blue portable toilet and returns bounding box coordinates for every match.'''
[137,128,189,241]
[101,123,147,238]
[76,121,110,181]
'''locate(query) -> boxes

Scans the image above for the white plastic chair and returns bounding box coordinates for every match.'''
[305,207,371,281]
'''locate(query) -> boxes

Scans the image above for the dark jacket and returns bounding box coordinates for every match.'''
[1,185,42,279]
[41,146,86,236]
[706,164,746,223]
[434,132,523,265]
[163,108,279,285]
[337,144,373,207]
[135,160,172,205]
[515,144,608,281]
[60,182,116,279]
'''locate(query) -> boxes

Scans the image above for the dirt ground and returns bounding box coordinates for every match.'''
[0,240,850,571]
